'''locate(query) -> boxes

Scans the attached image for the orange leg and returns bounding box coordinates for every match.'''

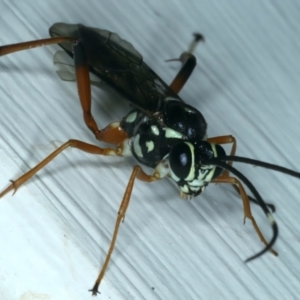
[169,33,204,94]
[0,37,127,145]
[212,174,277,256]
[208,135,246,199]
[169,53,197,94]
[73,41,100,140]
[90,165,159,295]
[208,135,275,212]
[0,37,74,56]
[73,41,128,144]
[0,139,128,198]
[0,131,158,295]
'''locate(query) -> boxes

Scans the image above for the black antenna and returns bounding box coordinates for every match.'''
[200,158,282,262]
[219,156,300,179]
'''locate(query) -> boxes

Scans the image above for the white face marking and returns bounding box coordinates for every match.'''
[151,125,159,136]
[133,134,143,158]
[173,141,217,196]
[120,138,132,157]
[184,142,195,181]
[126,111,137,123]
[155,158,170,179]
[145,140,154,152]
[165,128,184,139]
[178,178,208,196]
[190,186,201,192]
[201,167,215,183]
[181,185,189,194]
[189,179,201,187]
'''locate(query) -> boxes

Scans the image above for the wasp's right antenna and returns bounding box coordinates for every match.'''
[201,159,278,262]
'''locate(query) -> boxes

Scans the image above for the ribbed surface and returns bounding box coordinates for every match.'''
[0,1,300,299]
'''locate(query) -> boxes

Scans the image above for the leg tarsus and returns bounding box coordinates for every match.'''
[88,286,100,296]
[213,175,278,256]
[0,180,16,198]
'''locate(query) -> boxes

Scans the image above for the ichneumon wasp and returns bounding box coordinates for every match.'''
[0,23,299,295]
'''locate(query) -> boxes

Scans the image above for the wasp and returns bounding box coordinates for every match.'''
[0,23,299,295]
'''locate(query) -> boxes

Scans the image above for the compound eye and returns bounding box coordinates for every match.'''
[169,142,193,179]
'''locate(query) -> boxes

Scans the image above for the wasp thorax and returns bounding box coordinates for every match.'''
[163,101,207,142]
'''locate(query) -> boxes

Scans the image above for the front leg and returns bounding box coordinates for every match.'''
[90,164,164,295]
[208,135,275,212]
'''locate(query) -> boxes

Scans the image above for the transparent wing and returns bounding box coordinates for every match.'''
[54,50,106,88]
